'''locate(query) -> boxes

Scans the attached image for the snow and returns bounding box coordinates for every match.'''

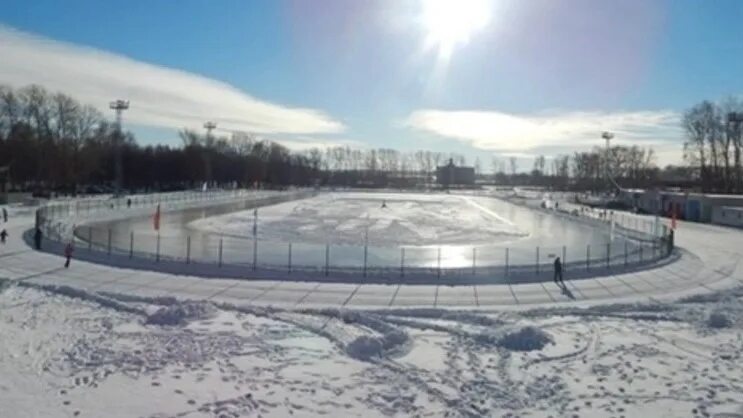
[707,311,733,329]
[3,194,743,416]
[145,301,218,326]
[345,335,385,360]
[188,192,527,246]
[2,276,743,417]
[496,326,554,351]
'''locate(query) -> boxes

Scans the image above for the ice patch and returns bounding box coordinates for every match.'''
[188,192,526,246]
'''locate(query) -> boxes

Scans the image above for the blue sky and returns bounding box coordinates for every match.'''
[2,0,743,170]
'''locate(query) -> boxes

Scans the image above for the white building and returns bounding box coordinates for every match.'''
[712,206,743,228]
[618,189,743,224]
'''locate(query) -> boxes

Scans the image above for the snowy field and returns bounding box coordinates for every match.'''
[2,278,742,418]
[187,193,527,247]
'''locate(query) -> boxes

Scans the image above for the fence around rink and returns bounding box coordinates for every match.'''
[35,190,675,284]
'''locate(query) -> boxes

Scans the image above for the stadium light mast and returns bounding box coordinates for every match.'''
[204,121,217,136]
[109,99,129,195]
[727,113,743,192]
[203,121,217,185]
[601,131,614,195]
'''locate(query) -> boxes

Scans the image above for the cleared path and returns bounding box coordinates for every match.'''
[1,208,741,310]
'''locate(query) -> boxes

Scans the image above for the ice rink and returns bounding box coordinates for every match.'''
[87,192,644,276]
[188,192,527,246]
[2,198,743,417]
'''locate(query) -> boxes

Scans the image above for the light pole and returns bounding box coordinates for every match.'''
[204,121,217,138]
[727,112,743,191]
[109,100,129,195]
[601,131,614,196]
[203,121,217,186]
[728,112,743,191]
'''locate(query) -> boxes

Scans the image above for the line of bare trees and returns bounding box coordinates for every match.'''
[0,84,472,192]
[683,99,743,192]
[487,145,658,191]
[0,84,325,191]
[1,84,668,193]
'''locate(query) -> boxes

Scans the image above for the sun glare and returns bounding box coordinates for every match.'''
[421,0,491,58]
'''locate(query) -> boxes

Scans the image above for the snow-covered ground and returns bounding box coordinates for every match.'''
[187,193,527,247]
[2,277,742,418]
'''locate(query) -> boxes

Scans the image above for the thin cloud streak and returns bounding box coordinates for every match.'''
[0,26,344,135]
[269,135,367,152]
[405,108,683,155]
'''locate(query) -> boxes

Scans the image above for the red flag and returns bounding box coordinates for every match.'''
[154,204,161,231]
[671,205,677,230]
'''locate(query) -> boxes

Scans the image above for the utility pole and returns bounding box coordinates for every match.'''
[203,121,217,186]
[109,100,129,195]
[601,131,614,196]
[204,121,217,138]
[727,112,743,193]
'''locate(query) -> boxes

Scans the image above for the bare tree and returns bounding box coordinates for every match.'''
[533,155,546,175]
[490,156,500,177]
[683,101,717,190]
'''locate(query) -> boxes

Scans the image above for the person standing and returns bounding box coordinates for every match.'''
[0,229,7,244]
[553,257,564,286]
[2,207,7,223]
[64,242,74,268]
[34,227,43,250]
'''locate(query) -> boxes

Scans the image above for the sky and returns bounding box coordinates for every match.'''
[2,0,743,171]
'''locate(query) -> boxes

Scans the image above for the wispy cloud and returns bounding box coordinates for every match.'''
[268,135,367,151]
[0,26,344,135]
[405,109,683,156]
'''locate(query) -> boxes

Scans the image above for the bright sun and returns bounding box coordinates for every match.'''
[421,0,491,58]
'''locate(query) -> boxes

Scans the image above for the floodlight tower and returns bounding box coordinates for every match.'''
[203,121,217,184]
[601,131,614,195]
[204,121,217,138]
[728,113,743,191]
[109,100,129,195]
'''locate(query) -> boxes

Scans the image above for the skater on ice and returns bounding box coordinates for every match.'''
[0,228,7,244]
[64,241,74,268]
[34,227,42,250]
[381,200,387,209]
[2,207,7,222]
[553,256,564,287]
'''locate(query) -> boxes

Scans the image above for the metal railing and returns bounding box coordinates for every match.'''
[35,190,674,283]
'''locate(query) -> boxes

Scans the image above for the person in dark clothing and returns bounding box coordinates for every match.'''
[553,257,564,286]
[2,207,7,223]
[34,227,42,250]
[127,198,132,208]
[64,242,74,268]
[0,229,7,244]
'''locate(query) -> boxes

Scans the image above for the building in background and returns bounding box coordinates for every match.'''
[436,159,475,187]
[618,188,743,225]
[712,206,743,227]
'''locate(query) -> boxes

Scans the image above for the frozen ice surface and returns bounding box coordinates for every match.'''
[188,192,527,246]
